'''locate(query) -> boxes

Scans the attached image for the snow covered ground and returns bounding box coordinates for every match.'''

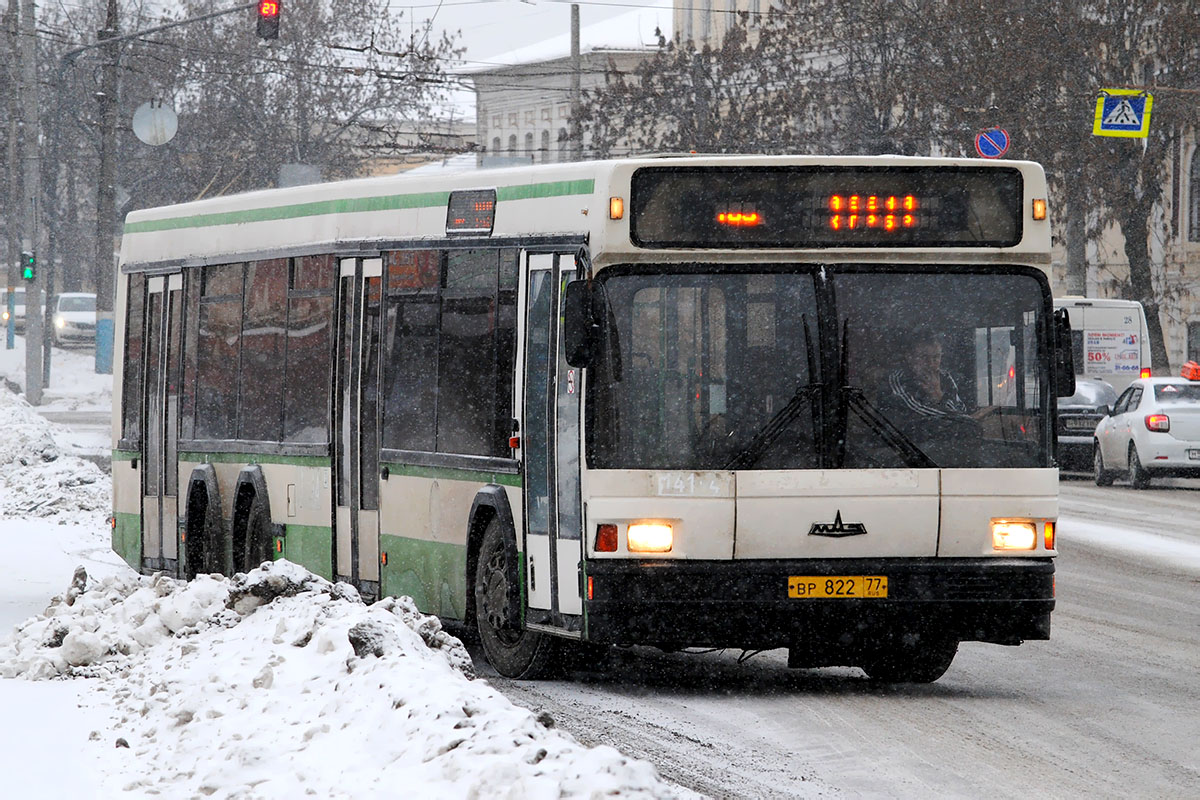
[0,339,695,799]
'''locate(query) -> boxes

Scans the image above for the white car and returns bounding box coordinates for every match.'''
[1,287,45,333]
[1093,376,1200,488]
[52,292,97,345]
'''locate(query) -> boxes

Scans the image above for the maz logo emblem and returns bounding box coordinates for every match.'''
[808,511,868,537]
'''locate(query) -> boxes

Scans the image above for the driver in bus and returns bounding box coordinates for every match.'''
[881,329,984,464]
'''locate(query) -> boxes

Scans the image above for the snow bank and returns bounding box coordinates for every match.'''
[1,561,689,799]
[0,383,108,519]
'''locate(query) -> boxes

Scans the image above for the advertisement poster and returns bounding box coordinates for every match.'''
[1085,330,1142,376]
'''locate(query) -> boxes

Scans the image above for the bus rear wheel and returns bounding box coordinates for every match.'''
[861,637,958,684]
[243,493,275,573]
[473,518,559,679]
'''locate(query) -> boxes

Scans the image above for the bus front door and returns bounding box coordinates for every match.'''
[522,253,584,631]
[334,257,383,601]
[141,274,183,575]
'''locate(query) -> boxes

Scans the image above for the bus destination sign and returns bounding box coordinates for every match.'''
[631,166,1024,249]
[446,189,497,236]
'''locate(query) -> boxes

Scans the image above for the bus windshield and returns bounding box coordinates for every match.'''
[587,267,1050,471]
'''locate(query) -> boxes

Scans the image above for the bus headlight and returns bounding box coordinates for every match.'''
[627,522,673,553]
[992,519,1036,550]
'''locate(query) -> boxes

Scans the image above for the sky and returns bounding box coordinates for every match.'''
[396,0,676,117]
[0,338,697,799]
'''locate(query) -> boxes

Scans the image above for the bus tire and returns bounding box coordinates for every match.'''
[861,637,958,684]
[1128,443,1151,489]
[184,466,232,579]
[243,493,274,573]
[1093,445,1114,486]
[473,517,559,679]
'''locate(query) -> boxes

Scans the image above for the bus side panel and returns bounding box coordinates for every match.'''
[112,454,141,569]
[378,471,480,620]
[261,461,333,579]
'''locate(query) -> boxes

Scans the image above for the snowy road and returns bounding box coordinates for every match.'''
[483,481,1200,798]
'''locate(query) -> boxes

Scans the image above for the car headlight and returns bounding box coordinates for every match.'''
[55,316,66,329]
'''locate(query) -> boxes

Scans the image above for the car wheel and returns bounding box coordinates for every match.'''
[473,517,559,679]
[1094,445,1114,486]
[1128,443,1151,489]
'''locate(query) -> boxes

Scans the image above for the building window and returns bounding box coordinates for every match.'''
[491,137,500,153]
[524,132,534,155]
[508,113,518,127]
[540,129,550,162]
[507,134,517,155]
[492,115,501,129]
[541,107,552,121]
[1190,148,1200,242]
[557,128,569,160]
[1189,321,1200,362]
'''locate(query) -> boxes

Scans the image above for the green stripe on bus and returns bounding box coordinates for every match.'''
[497,179,595,202]
[282,524,334,581]
[380,534,468,619]
[178,451,332,467]
[382,461,522,487]
[123,179,596,234]
[113,512,141,569]
[112,449,139,461]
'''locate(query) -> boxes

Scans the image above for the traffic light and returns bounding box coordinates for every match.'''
[256,0,280,40]
[20,251,35,282]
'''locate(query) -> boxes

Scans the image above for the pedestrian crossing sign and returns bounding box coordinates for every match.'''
[1093,89,1152,138]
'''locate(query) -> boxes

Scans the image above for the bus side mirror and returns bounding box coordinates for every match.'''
[564,281,599,368]
[1054,308,1076,398]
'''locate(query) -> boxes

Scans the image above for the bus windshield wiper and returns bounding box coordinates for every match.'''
[724,313,822,471]
[723,383,821,470]
[841,387,938,468]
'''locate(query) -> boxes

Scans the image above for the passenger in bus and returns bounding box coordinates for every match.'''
[881,330,982,465]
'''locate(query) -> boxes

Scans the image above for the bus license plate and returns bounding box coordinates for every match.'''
[788,576,888,599]
[1189,449,1200,460]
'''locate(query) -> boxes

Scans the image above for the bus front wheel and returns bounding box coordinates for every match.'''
[473,518,559,679]
[861,637,958,684]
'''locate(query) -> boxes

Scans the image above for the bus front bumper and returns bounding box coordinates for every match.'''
[584,557,1054,650]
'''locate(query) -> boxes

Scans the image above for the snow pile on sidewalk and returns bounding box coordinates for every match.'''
[0,334,112,411]
[0,560,691,799]
[0,383,108,519]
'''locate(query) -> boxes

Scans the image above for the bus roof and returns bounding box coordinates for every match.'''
[119,154,1051,271]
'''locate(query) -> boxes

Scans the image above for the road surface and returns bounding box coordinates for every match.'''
[479,480,1200,798]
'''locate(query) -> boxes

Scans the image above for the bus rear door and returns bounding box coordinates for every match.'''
[141,273,184,574]
[334,257,383,600]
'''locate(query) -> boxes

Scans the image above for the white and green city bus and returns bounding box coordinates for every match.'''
[112,155,1075,682]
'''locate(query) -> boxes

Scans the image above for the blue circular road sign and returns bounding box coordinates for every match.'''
[975,127,1010,158]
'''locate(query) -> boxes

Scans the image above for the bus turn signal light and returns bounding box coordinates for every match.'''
[595,524,618,552]
[1044,520,1055,550]
[609,196,624,220]
[992,519,1036,550]
[627,522,672,552]
[1032,198,1047,220]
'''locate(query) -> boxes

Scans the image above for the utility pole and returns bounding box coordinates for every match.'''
[569,3,581,162]
[93,0,119,374]
[4,0,19,350]
[19,0,42,404]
